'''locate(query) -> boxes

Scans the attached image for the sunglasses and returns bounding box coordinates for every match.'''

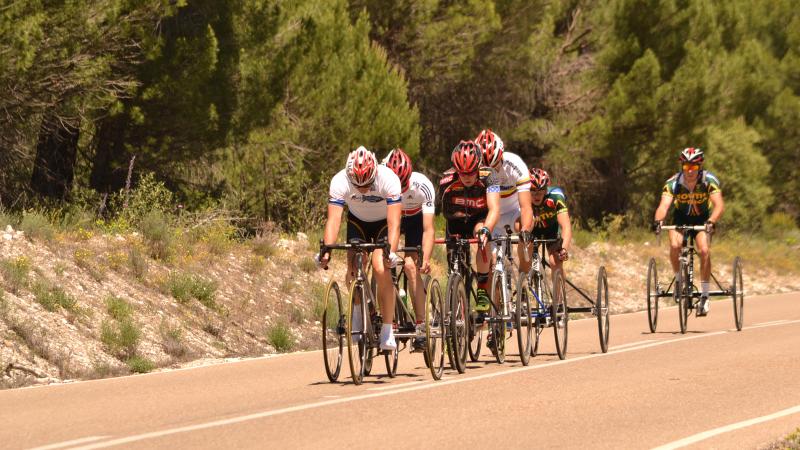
[682,163,701,171]
[458,171,478,178]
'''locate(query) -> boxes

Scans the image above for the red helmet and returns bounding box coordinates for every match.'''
[529,168,550,190]
[475,129,504,168]
[679,147,704,164]
[451,140,482,173]
[346,146,377,187]
[382,148,413,192]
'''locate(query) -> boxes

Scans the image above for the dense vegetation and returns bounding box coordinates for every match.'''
[2,0,798,233]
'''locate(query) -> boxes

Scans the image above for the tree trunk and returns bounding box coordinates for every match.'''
[90,114,130,193]
[30,117,80,201]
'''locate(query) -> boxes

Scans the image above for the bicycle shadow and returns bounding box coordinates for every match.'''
[308,372,424,387]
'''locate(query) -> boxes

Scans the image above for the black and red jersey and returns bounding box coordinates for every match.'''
[439,168,493,220]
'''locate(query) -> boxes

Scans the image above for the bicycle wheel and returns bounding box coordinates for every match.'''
[596,266,610,353]
[322,280,344,382]
[516,274,532,366]
[446,272,468,373]
[466,275,482,362]
[384,346,398,378]
[530,269,548,358]
[489,272,506,364]
[425,278,445,380]
[677,262,690,334]
[346,282,369,385]
[552,269,569,360]
[646,257,659,333]
[732,256,744,331]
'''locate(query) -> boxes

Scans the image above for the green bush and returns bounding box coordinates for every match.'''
[106,296,134,322]
[19,211,55,242]
[32,282,77,313]
[160,325,187,358]
[267,320,294,352]
[298,258,317,273]
[0,256,31,294]
[101,319,141,360]
[138,210,173,260]
[0,209,18,228]
[117,172,175,224]
[250,238,277,258]
[762,212,800,243]
[128,246,149,280]
[165,273,217,309]
[126,355,156,373]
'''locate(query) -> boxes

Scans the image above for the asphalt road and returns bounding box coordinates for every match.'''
[2,292,799,450]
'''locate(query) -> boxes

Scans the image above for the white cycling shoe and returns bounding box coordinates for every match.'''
[379,324,397,351]
[697,296,710,317]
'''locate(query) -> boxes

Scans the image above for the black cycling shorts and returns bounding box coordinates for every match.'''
[532,230,563,258]
[347,212,388,243]
[446,213,487,239]
[401,213,423,247]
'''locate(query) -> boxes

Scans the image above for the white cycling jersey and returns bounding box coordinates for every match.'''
[328,165,402,222]
[485,151,531,214]
[401,172,435,216]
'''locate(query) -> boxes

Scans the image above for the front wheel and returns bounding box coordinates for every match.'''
[490,272,506,364]
[646,258,659,333]
[322,280,344,382]
[732,257,744,331]
[425,278,445,380]
[677,262,690,334]
[346,282,369,385]
[552,269,569,360]
[516,274,532,365]
[446,273,468,373]
[596,266,610,353]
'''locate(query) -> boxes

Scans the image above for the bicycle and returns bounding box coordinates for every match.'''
[487,226,531,365]
[319,239,396,385]
[646,225,744,334]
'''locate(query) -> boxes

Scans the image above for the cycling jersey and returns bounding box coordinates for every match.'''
[328,165,402,222]
[662,171,721,223]
[439,168,493,221]
[531,186,568,238]
[486,152,531,214]
[401,172,435,216]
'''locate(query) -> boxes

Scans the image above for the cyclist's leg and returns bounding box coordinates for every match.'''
[368,221,396,349]
[668,229,682,276]
[472,217,492,311]
[345,213,369,288]
[547,239,565,282]
[695,231,711,283]
[401,213,425,321]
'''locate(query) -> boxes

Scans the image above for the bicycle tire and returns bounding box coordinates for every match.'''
[732,257,744,331]
[516,274,532,366]
[552,269,569,360]
[597,266,610,353]
[677,262,690,334]
[490,271,506,364]
[384,347,398,378]
[425,278,445,380]
[346,282,369,385]
[530,269,548,358]
[322,280,344,382]
[646,258,659,333]
[466,274,482,362]
[446,272,468,373]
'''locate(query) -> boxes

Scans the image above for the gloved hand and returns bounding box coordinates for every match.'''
[519,230,532,243]
[477,226,491,247]
[652,220,663,233]
[314,251,330,270]
[387,251,402,269]
[705,220,715,234]
[558,248,569,261]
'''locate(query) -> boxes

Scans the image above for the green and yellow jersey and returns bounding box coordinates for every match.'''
[532,186,568,237]
[662,171,721,224]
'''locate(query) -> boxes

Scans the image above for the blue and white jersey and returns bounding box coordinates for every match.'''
[401,172,435,216]
[485,152,531,214]
[328,165,402,222]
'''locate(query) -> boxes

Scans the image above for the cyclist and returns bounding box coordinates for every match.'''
[653,147,724,316]
[382,148,435,352]
[439,140,500,315]
[519,168,573,281]
[315,146,403,350]
[474,129,533,251]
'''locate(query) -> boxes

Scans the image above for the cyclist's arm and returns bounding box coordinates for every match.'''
[323,204,344,246]
[518,190,533,232]
[483,191,501,232]
[386,202,402,253]
[654,194,673,222]
[422,213,435,267]
[557,211,572,252]
[708,191,724,223]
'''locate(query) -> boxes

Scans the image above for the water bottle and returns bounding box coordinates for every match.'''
[399,288,408,307]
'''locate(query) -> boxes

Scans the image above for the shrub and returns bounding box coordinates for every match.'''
[32,282,78,313]
[126,355,156,373]
[250,238,277,258]
[298,258,317,273]
[762,212,800,243]
[101,319,141,360]
[311,281,327,320]
[0,256,31,294]
[245,255,266,274]
[165,273,218,309]
[267,320,294,353]
[128,246,149,280]
[19,211,55,242]
[74,248,105,282]
[160,325,188,358]
[105,296,134,322]
[0,209,18,228]
[139,210,173,260]
[117,172,175,223]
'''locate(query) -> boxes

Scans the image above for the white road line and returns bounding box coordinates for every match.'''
[29,436,109,450]
[610,339,656,350]
[65,319,800,450]
[651,405,800,450]
[754,320,789,326]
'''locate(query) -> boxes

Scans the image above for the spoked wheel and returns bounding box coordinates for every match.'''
[467,276,483,362]
[425,278,445,380]
[677,262,690,334]
[516,274,532,366]
[646,258,659,333]
[596,266,610,353]
[489,272,506,364]
[446,273,468,373]
[530,269,549,358]
[732,257,744,331]
[346,282,369,385]
[322,280,344,382]
[552,269,569,360]
[384,335,398,377]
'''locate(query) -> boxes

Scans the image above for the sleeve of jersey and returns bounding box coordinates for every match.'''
[552,189,569,214]
[513,159,531,192]
[661,181,674,197]
[328,176,346,207]
[485,171,501,193]
[384,172,402,205]
[421,177,436,214]
[706,172,722,194]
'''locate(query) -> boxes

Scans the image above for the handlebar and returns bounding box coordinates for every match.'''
[660,225,706,231]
